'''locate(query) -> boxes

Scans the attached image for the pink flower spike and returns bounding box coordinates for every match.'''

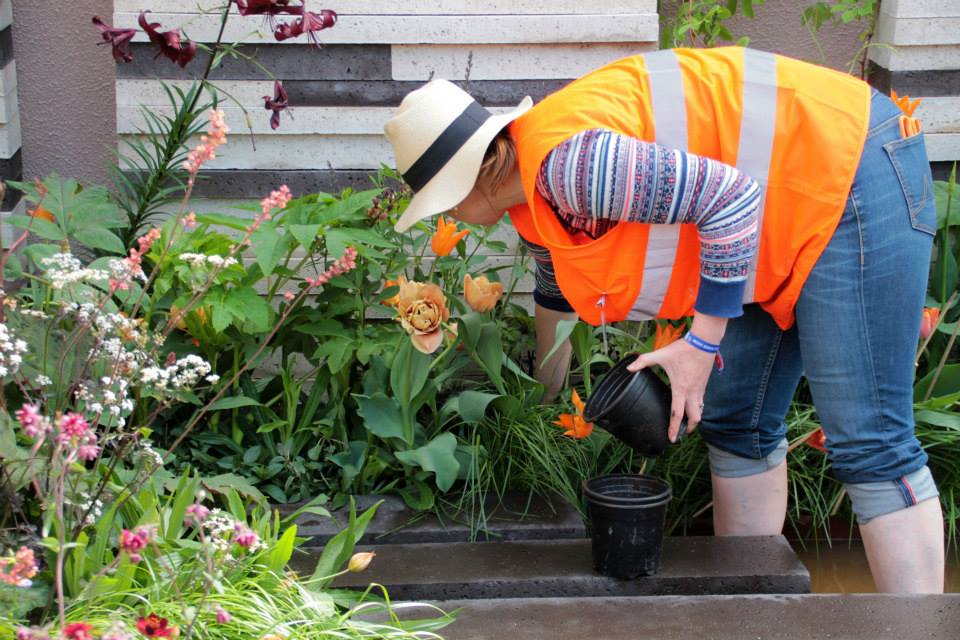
[119,527,151,563]
[215,606,231,624]
[183,212,197,229]
[283,291,296,301]
[233,524,258,549]
[15,404,44,438]
[185,503,210,526]
[59,412,90,438]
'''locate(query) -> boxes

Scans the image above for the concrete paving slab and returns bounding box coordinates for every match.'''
[289,536,809,599]
[433,594,960,640]
[286,493,586,546]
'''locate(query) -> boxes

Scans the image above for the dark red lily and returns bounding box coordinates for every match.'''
[234,0,305,16]
[92,17,137,63]
[138,11,198,68]
[274,10,337,43]
[263,80,289,130]
[806,427,827,452]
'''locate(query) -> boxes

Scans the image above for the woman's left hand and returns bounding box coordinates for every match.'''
[627,339,715,443]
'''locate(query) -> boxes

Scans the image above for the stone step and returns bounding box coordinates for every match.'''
[286,493,585,546]
[429,594,960,640]
[290,536,810,599]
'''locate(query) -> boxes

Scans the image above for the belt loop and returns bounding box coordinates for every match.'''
[596,293,609,356]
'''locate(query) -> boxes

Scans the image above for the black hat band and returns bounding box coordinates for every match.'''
[402,101,492,193]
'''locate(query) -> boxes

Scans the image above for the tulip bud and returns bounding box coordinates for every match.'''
[348,551,376,572]
[920,307,940,340]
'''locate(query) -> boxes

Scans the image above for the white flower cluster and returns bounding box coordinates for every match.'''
[41,253,108,289]
[76,374,136,426]
[140,354,215,390]
[77,496,104,527]
[201,509,265,554]
[108,256,145,283]
[0,323,27,378]
[134,440,165,468]
[178,253,239,269]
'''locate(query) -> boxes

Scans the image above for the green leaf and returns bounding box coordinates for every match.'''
[915,364,960,402]
[7,214,65,241]
[196,212,253,230]
[295,319,352,339]
[208,396,263,411]
[201,474,266,503]
[915,409,960,430]
[395,433,461,492]
[328,441,368,486]
[251,223,288,277]
[289,223,323,250]
[326,227,395,258]
[934,179,959,227]
[354,393,405,439]
[390,339,431,405]
[310,498,382,587]
[225,286,272,332]
[73,228,126,254]
[457,391,501,425]
[543,319,580,365]
[268,525,298,572]
[314,338,355,374]
[398,478,435,511]
[165,471,200,541]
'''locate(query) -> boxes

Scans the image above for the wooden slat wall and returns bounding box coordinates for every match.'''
[869,0,960,177]
[0,0,23,246]
[113,1,659,305]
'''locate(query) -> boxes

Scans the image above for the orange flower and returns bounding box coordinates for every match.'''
[396,276,450,354]
[431,216,470,256]
[463,274,503,313]
[31,206,55,223]
[920,306,940,340]
[653,322,684,350]
[382,278,401,307]
[806,427,827,452]
[891,89,922,117]
[554,389,594,439]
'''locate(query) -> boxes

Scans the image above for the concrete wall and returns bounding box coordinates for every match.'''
[11,0,116,186]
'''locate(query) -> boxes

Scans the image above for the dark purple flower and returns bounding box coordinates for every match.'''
[263,80,289,130]
[138,11,198,68]
[234,0,304,16]
[274,10,337,44]
[92,16,137,63]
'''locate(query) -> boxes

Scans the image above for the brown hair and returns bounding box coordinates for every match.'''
[477,128,516,194]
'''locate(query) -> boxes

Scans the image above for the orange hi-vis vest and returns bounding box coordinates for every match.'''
[508,47,871,329]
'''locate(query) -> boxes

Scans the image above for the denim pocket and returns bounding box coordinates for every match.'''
[883,133,936,236]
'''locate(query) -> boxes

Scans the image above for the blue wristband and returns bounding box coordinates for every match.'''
[684,332,721,354]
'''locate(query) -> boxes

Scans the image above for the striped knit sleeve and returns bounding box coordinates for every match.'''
[521,237,575,313]
[535,128,761,318]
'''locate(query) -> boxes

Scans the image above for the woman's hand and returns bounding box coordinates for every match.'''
[627,339,715,442]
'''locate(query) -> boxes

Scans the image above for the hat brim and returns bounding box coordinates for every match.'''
[393,96,533,233]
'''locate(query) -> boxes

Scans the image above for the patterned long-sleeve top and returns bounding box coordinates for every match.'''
[526,128,761,318]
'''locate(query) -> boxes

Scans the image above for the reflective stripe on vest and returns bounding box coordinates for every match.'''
[630,48,779,318]
[737,49,778,303]
[629,50,687,320]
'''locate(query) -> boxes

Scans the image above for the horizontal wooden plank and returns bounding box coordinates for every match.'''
[0,0,11,31]
[118,103,521,135]
[916,98,960,134]
[116,0,657,15]
[392,43,655,80]
[869,44,960,71]
[0,62,16,124]
[0,109,20,158]
[882,0,960,19]
[115,13,659,45]
[867,63,960,97]
[925,133,960,162]
[0,199,25,247]
[116,43,392,81]
[118,77,567,108]
[875,14,960,47]
[119,133,391,169]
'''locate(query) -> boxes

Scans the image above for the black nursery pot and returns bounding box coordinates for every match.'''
[583,355,684,457]
[583,474,672,579]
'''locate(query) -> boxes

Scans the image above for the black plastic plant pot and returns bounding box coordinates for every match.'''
[583,354,684,457]
[583,474,672,579]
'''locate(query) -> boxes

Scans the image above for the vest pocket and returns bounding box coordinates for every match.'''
[883,133,936,236]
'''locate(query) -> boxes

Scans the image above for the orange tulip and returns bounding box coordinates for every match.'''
[31,206,55,223]
[920,307,940,340]
[554,389,594,439]
[463,274,503,313]
[653,322,684,350]
[891,90,922,118]
[806,427,827,452]
[382,278,401,308]
[431,216,470,257]
[396,276,450,354]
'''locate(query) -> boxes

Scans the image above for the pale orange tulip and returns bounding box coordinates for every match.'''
[463,274,503,313]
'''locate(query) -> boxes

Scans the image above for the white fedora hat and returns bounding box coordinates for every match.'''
[385,79,532,232]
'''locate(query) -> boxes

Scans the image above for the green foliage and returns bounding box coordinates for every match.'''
[660,0,767,48]
[801,0,880,78]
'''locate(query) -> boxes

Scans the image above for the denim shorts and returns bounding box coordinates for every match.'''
[699,90,940,524]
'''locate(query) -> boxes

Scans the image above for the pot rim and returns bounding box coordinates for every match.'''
[583,473,672,508]
[582,354,647,423]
